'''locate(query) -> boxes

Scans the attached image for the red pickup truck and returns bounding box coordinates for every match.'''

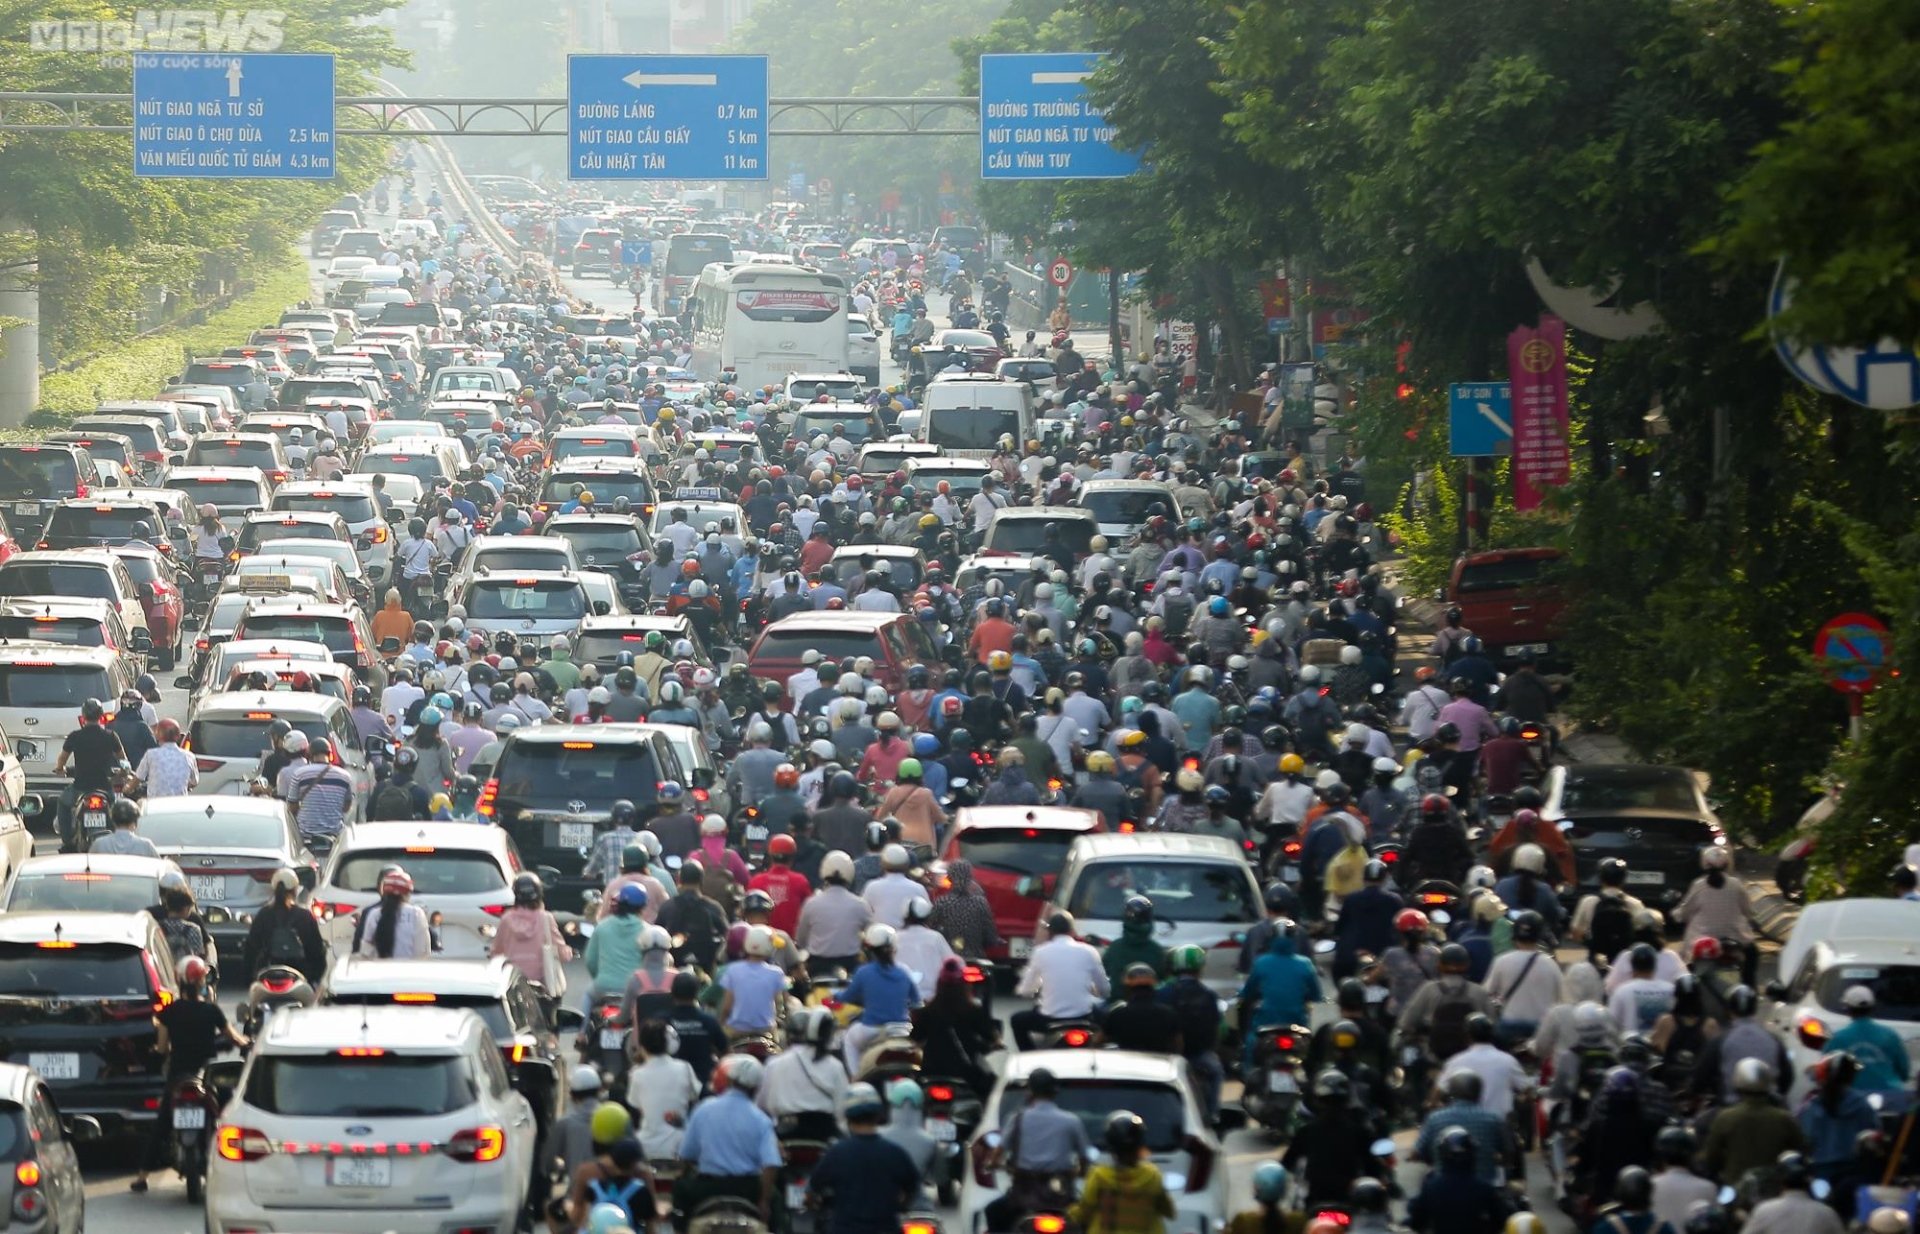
[1445,547,1569,666]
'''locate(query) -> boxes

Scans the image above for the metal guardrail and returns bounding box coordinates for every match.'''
[0,92,981,137]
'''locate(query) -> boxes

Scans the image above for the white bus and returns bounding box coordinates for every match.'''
[688,263,851,390]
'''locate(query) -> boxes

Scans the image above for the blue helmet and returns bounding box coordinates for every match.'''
[1252,1161,1286,1204]
[615,883,649,911]
[1209,596,1229,617]
[912,733,940,757]
[1204,784,1232,805]
[587,1203,631,1234]
[418,706,444,727]
[657,781,685,803]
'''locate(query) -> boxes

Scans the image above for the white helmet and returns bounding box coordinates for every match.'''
[744,925,775,959]
[588,685,612,704]
[1313,768,1342,790]
[720,1054,764,1093]
[640,924,672,952]
[1512,843,1547,875]
[821,851,855,883]
[1340,644,1363,666]
[700,813,727,836]
[863,923,897,950]
[881,843,910,870]
[1465,864,1497,891]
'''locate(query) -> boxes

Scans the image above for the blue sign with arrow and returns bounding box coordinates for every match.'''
[568,54,768,181]
[1449,382,1514,457]
[132,52,334,179]
[979,53,1142,181]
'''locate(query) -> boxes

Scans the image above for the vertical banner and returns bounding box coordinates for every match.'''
[1278,362,1317,438]
[1508,315,1571,511]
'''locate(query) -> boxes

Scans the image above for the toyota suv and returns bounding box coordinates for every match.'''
[0,446,101,537]
[478,725,686,911]
[1443,547,1569,668]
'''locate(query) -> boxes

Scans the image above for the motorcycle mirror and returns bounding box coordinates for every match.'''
[1369,1138,1396,1158]
[1085,1146,1102,1164]
[1556,820,1574,833]
[1870,1091,1885,1111]
[1429,910,1450,926]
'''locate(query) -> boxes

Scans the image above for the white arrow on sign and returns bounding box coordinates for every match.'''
[225,60,244,98]
[1031,71,1092,85]
[1477,401,1511,437]
[622,71,719,88]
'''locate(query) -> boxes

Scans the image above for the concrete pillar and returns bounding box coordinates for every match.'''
[0,234,40,428]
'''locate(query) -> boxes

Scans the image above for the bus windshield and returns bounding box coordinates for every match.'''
[665,235,733,277]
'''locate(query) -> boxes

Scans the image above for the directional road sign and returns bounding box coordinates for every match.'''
[1448,382,1514,457]
[1814,611,1893,695]
[1047,258,1074,288]
[568,54,767,181]
[980,53,1142,181]
[132,53,334,179]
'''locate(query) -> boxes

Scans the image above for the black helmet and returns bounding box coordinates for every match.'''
[1775,1151,1813,1191]
[1103,1111,1145,1155]
[947,727,973,752]
[1320,782,1351,806]
[1614,1165,1654,1209]
[1349,1178,1389,1216]
[829,771,859,802]
[1336,978,1367,1012]
[1434,721,1461,743]
[1499,716,1522,736]
[864,821,889,851]
[1598,857,1628,887]
[1262,881,1298,915]
[1683,1206,1732,1234]
[1511,910,1544,943]
[1466,1013,1495,1044]
[1629,942,1659,972]
[1312,1068,1350,1101]
[1655,1125,1697,1164]
[1444,1070,1483,1103]
[512,871,542,905]
[1436,1125,1475,1167]
[609,799,637,828]
[81,697,105,721]
[1511,785,1545,811]
[1726,984,1758,1017]
[491,681,513,704]
[1122,894,1154,924]
[620,844,647,873]
[109,799,139,827]
[1619,1033,1655,1066]
[353,684,372,707]
[1438,943,1471,971]
[1362,858,1388,883]
[269,718,293,741]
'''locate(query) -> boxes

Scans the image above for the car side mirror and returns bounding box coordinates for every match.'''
[16,794,42,818]
[710,646,731,663]
[130,629,153,653]
[364,735,389,758]
[555,1006,586,1033]
[536,865,563,883]
[173,675,194,689]
[63,1116,103,1142]
[592,601,610,616]
[1015,875,1041,897]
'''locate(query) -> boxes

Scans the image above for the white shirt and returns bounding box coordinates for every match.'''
[1448,1042,1529,1118]
[894,925,956,1002]
[755,1049,848,1119]
[851,589,901,613]
[380,682,424,727]
[862,873,924,929]
[1608,977,1677,1034]
[1398,685,1449,742]
[1483,948,1562,1025]
[627,1055,701,1159]
[969,490,1005,533]
[1603,946,1684,994]
[787,667,820,707]
[1256,779,1317,828]
[1015,937,1110,1018]
[663,522,699,557]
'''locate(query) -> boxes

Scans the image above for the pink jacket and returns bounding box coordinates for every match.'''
[489,907,571,987]
[697,835,750,886]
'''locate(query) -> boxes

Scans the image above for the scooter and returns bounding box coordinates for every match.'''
[922,1078,984,1205]
[239,965,316,1037]
[1241,1023,1311,1141]
[170,1054,242,1203]
[588,994,629,1087]
[66,786,113,853]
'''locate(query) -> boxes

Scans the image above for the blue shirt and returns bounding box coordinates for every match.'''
[717,959,788,1031]
[679,1089,782,1176]
[843,960,918,1025]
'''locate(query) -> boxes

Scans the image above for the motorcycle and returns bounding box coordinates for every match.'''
[853,1023,921,1086]
[588,994,629,1087]
[171,1055,242,1203]
[64,786,114,853]
[1040,1018,1097,1050]
[1241,1023,1311,1140]
[737,805,771,868]
[778,1128,836,1234]
[240,965,316,1037]
[923,1078,984,1206]
[1407,879,1464,930]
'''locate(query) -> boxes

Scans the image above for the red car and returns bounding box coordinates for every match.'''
[928,329,1005,372]
[930,806,1105,968]
[109,543,186,670]
[1445,547,1569,668]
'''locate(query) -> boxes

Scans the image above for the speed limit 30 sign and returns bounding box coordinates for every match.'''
[1047,258,1074,287]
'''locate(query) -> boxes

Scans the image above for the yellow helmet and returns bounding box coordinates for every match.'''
[1086,751,1116,774]
[1279,753,1306,774]
[918,514,940,530]
[578,491,595,504]
[1121,730,1146,748]
[1026,439,1042,454]
[1251,628,1269,646]
[987,650,1013,671]
[657,408,675,422]
[1120,416,1135,427]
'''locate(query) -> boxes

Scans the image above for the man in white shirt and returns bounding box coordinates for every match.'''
[1446,1018,1531,1119]
[861,847,924,928]
[1011,912,1110,1050]
[1398,669,1451,742]
[1482,914,1562,1036]
[1606,944,1677,1033]
[969,475,1007,533]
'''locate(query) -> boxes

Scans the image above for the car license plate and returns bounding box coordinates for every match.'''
[173,1106,206,1130]
[599,1028,624,1049]
[931,1119,956,1143]
[1505,642,1549,656]
[558,822,595,849]
[190,875,226,902]
[13,503,35,517]
[1267,1070,1299,1095]
[29,1054,77,1080]
[786,1183,807,1210]
[1627,870,1665,885]
[1010,937,1032,959]
[330,1157,392,1188]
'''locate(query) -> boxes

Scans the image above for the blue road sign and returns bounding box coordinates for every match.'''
[568,55,767,181]
[132,52,334,179]
[1449,382,1514,457]
[980,53,1142,181]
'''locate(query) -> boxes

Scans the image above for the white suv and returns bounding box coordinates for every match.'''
[206,1004,536,1234]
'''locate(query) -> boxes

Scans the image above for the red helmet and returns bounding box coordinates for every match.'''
[1419,793,1451,819]
[1098,421,1112,433]
[1395,909,1430,934]
[1245,533,1267,552]
[1512,807,1541,828]
[1212,540,1232,559]
[1689,936,1722,963]
[889,471,907,487]
[768,834,797,861]
[1277,468,1297,484]
[941,696,963,716]
[179,955,211,986]
[773,763,800,790]
[847,474,864,489]
[380,868,414,898]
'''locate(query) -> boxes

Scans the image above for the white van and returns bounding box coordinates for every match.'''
[917,376,1033,458]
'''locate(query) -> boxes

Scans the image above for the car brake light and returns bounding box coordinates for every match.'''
[35,941,74,950]
[392,992,436,1003]
[218,1125,272,1162]
[480,903,509,918]
[195,757,223,772]
[477,778,499,817]
[337,1047,385,1057]
[447,1126,505,1163]
[14,1162,39,1187]
[309,900,357,920]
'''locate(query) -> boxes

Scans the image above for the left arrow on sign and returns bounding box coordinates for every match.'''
[622,71,719,88]
[225,61,243,98]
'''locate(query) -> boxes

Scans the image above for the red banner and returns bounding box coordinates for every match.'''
[1508,315,1571,511]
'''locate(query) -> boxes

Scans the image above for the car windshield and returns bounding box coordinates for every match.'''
[335,849,506,896]
[927,409,1022,452]
[472,548,573,575]
[242,1054,479,1117]
[0,616,103,647]
[834,557,922,592]
[181,363,252,389]
[0,663,109,706]
[0,563,114,602]
[1457,556,1555,593]
[1067,860,1257,923]
[276,493,376,523]
[545,474,651,504]
[0,451,77,497]
[1079,489,1168,526]
[987,516,1093,556]
[756,628,883,663]
[433,372,504,393]
[329,993,512,1039]
[75,422,163,453]
[0,942,150,998]
[553,438,638,462]
[1560,773,1699,813]
[956,827,1081,878]
[574,630,665,667]
[791,415,873,445]
[369,453,446,484]
[235,615,354,653]
[167,478,264,510]
[996,1080,1185,1152]
[1817,965,1920,1023]
[189,715,330,760]
[140,810,283,850]
[492,741,662,811]
[5,874,157,914]
[665,236,732,276]
[282,380,368,406]
[467,581,584,623]
[554,527,642,555]
[243,524,342,552]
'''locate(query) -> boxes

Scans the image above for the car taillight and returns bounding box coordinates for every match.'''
[370,525,388,543]
[446,1126,505,1163]
[309,900,357,920]
[479,903,509,917]
[691,787,709,804]
[477,778,498,817]
[11,1184,42,1222]
[217,1125,272,1162]
[13,1162,39,1187]
[74,483,88,500]
[195,757,222,772]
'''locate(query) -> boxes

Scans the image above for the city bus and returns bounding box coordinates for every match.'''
[688,263,851,390]
[652,232,734,316]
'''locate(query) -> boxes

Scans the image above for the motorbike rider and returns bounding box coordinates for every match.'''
[1396,943,1496,1075]
[1742,1152,1845,1234]
[1069,1112,1175,1234]
[1101,894,1171,987]
[1159,944,1225,1123]
[1482,910,1562,1044]
[1012,911,1110,1051]
[1691,984,1790,1105]
[982,1067,1092,1233]
[1237,919,1322,1066]
[1649,1126,1717,1232]
[1488,804,1576,885]
[1407,1125,1515,1234]
[673,1055,783,1230]
[1381,906,1441,1015]
[1828,985,1912,1110]
[55,696,126,845]
[1283,1069,1388,1206]
[841,923,921,1072]
[1413,1070,1513,1185]
[1102,963,1183,1053]
[1404,792,1475,888]
[756,1006,848,1141]
[240,868,326,982]
[1700,1058,1805,1186]
[923,857,1000,959]
[1493,844,1566,932]
[130,954,247,1193]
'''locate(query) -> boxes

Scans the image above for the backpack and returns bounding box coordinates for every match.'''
[1160,592,1193,640]
[1167,978,1221,1052]
[371,781,417,821]
[1588,894,1636,965]
[265,912,307,967]
[1426,980,1477,1060]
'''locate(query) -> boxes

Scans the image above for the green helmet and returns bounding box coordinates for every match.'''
[621,844,647,873]
[1169,944,1206,974]
[897,757,923,781]
[644,630,665,651]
